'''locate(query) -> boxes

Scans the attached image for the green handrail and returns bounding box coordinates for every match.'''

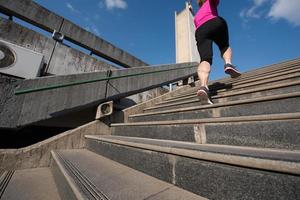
[15,65,197,95]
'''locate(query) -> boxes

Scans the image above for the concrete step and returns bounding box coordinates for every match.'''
[170,58,300,99]
[147,80,300,112]
[85,135,300,200]
[51,149,204,200]
[160,79,300,106]
[170,61,300,98]
[213,58,300,85]
[0,168,61,200]
[111,113,300,150]
[130,92,300,122]
[168,70,300,101]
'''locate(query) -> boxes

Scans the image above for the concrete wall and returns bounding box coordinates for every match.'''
[175,2,200,63]
[0,17,115,75]
[0,120,111,170]
[0,0,148,69]
[0,62,197,129]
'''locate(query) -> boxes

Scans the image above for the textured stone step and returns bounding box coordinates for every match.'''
[218,59,300,84]
[112,113,300,150]
[168,71,300,101]
[0,168,61,200]
[159,80,300,106]
[170,59,300,100]
[147,81,300,112]
[51,149,204,200]
[169,61,300,97]
[85,135,300,200]
[130,92,300,122]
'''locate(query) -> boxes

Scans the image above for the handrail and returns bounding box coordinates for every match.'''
[15,65,196,95]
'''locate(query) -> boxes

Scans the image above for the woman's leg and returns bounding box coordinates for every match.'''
[222,47,232,65]
[197,60,213,104]
[214,17,241,78]
[197,61,211,87]
[195,21,214,104]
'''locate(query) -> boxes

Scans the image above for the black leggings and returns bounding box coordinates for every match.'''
[195,17,229,65]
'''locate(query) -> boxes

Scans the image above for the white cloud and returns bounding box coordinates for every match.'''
[240,0,300,27]
[101,0,128,10]
[240,0,268,19]
[268,0,300,26]
[66,2,79,13]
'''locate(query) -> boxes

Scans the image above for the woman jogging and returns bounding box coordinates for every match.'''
[192,0,241,104]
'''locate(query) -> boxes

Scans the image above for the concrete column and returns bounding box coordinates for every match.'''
[175,2,200,63]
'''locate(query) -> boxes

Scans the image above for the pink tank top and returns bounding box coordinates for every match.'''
[194,0,220,30]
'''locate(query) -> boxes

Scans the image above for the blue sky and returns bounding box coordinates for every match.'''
[34,0,300,80]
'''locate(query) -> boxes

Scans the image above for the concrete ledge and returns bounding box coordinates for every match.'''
[0,0,63,32]
[0,120,110,170]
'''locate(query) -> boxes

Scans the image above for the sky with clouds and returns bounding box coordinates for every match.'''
[33,0,300,80]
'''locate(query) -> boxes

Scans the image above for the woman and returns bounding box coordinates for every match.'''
[193,0,241,104]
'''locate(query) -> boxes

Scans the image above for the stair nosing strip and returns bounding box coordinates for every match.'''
[0,170,14,199]
[51,151,87,200]
[56,151,109,200]
[86,135,300,175]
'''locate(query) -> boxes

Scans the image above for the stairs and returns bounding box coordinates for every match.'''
[1,59,299,199]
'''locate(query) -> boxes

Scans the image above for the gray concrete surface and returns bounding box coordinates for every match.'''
[0,17,56,65]
[0,0,148,68]
[0,17,116,75]
[0,62,197,128]
[111,118,300,150]
[130,94,300,122]
[52,149,205,200]
[145,84,300,112]
[86,135,300,199]
[47,41,114,75]
[0,120,110,170]
[1,168,61,200]
[175,2,200,63]
[0,0,63,32]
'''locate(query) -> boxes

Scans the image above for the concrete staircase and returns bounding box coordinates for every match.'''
[1,59,300,199]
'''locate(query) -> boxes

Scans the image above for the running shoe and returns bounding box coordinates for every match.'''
[224,64,241,78]
[196,86,213,105]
